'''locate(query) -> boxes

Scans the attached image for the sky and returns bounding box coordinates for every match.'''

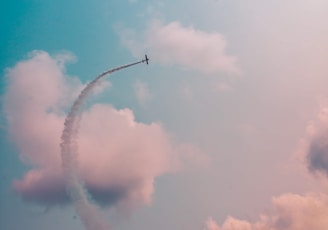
[1,0,328,230]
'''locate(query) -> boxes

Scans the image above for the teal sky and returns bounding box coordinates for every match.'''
[2,1,328,230]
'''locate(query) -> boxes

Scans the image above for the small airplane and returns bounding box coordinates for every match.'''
[142,54,149,65]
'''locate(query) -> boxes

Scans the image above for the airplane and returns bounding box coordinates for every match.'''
[142,54,149,64]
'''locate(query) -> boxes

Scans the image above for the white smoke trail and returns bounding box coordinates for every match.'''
[60,60,144,230]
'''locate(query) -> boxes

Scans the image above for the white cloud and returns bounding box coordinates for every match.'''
[204,193,328,230]
[296,105,328,178]
[3,50,205,209]
[118,21,240,75]
[204,217,221,230]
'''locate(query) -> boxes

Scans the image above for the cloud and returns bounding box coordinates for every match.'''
[134,80,151,105]
[204,193,328,230]
[306,107,328,176]
[307,130,328,176]
[118,21,240,75]
[204,217,221,230]
[296,106,328,177]
[3,50,204,209]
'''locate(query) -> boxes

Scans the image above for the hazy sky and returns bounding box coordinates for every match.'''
[1,1,328,230]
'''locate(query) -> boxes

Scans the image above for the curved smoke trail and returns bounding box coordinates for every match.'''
[60,60,145,230]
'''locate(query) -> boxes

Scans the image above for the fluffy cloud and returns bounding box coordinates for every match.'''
[204,193,328,230]
[204,218,221,230]
[3,50,203,209]
[306,107,328,176]
[296,106,328,177]
[307,131,328,176]
[118,21,240,75]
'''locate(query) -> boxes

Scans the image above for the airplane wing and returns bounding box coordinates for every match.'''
[145,54,149,64]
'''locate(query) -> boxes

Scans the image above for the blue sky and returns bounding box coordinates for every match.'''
[2,1,328,230]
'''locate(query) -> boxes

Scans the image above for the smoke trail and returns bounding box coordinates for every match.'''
[60,60,144,230]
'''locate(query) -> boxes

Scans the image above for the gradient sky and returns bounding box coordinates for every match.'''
[1,1,328,230]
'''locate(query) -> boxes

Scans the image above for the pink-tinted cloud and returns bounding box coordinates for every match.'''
[296,106,328,178]
[3,50,204,209]
[306,107,328,176]
[118,21,240,75]
[204,218,221,230]
[204,193,328,230]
